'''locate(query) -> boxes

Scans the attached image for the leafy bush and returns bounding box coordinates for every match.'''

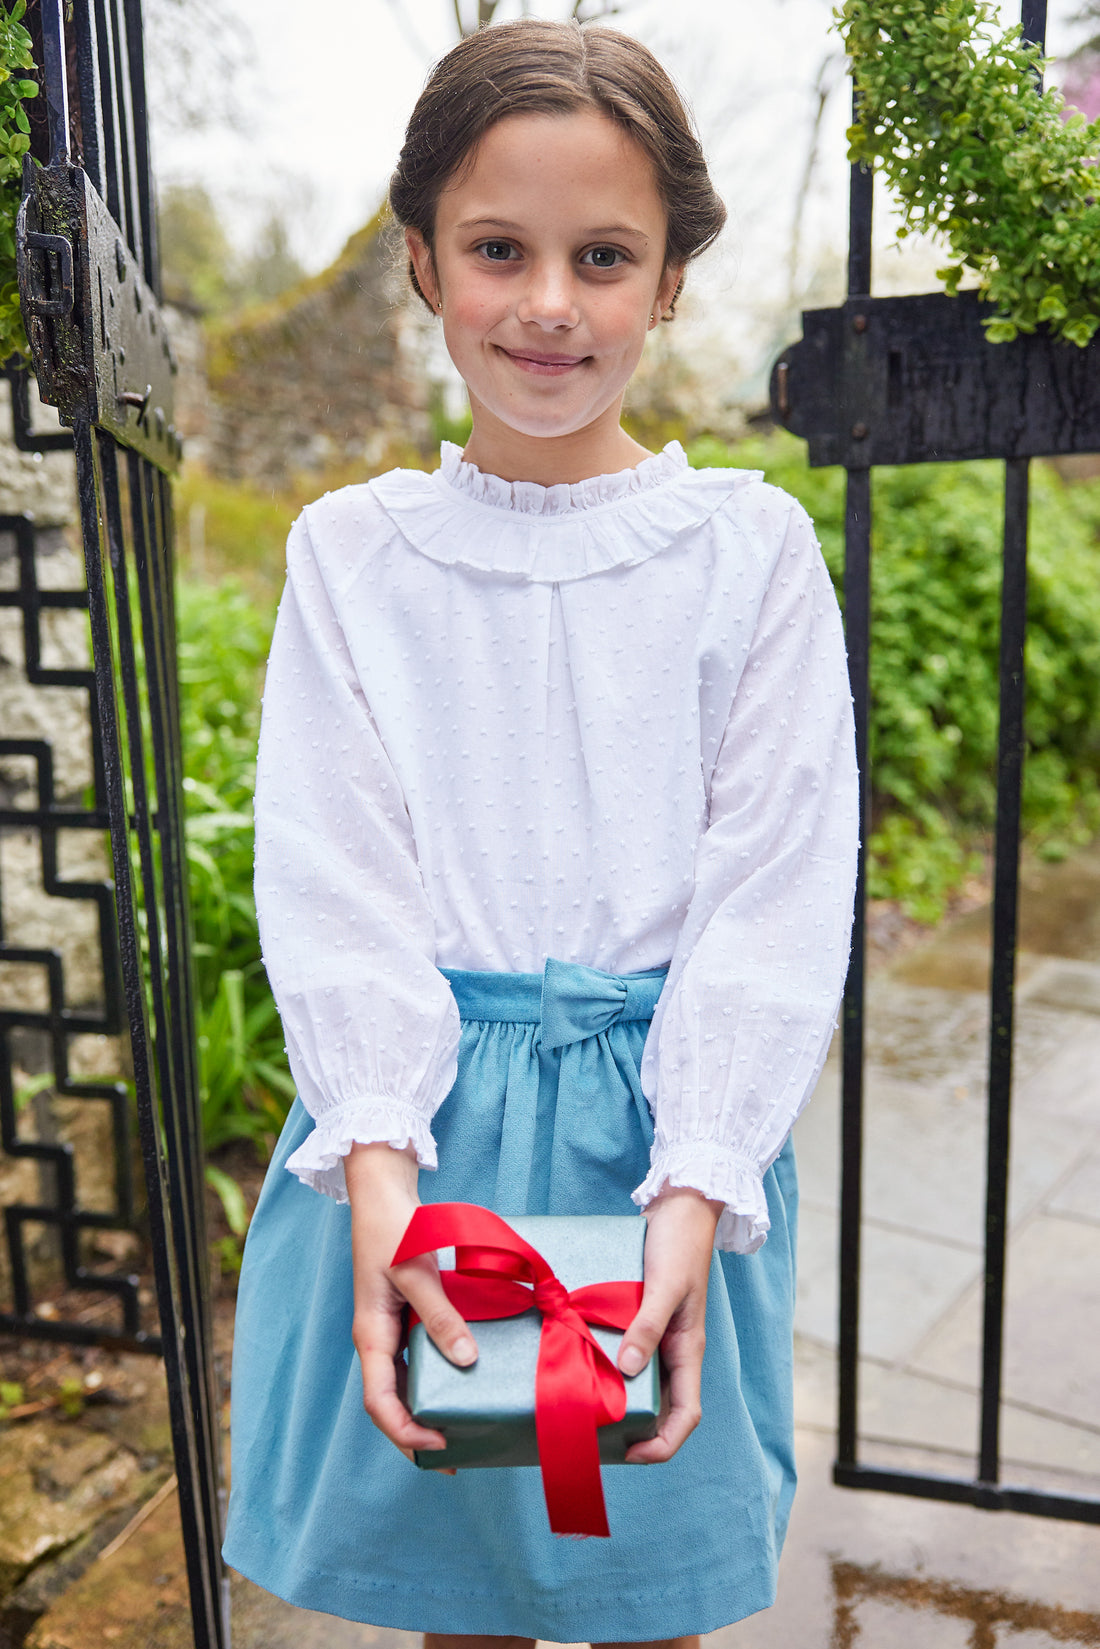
[838,0,1100,346]
[0,0,38,363]
[687,433,1100,918]
[177,577,294,1151]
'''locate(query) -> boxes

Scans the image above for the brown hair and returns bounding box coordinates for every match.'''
[388,20,725,320]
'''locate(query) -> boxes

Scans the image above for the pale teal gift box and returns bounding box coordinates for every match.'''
[407,1213,661,1470]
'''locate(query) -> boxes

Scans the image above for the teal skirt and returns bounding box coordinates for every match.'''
[223,960,798,1639]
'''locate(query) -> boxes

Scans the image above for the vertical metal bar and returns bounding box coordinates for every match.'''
[37,0,71,165]
[838,467,871,1468]
[122,0,158,291]
[89,0,121,226]
[1020,0,1047,53]
[71,1,106,199]
[837,87,874,1471]
[74,419,225,1648]
[128,451,226,1608]
[105,0,139,260]
[847,164,873,297]
[978,457,1029,1487]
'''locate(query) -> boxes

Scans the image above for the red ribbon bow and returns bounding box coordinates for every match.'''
[392,1202,644,1538]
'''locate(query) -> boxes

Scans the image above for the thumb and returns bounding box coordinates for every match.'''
[394,1255,479,1368]
[618,1277,679,1378]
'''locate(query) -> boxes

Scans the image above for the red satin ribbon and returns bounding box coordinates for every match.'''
[392,1202,643,1538]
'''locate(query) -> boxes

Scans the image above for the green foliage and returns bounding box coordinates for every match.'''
[687,432,1100,918]
[0,1,38,363]
[0,1380,24,1418]
[837,0,1100,345]
[177,577,295,1152]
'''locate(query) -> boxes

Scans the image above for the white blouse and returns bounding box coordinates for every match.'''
[253,441,859,1253]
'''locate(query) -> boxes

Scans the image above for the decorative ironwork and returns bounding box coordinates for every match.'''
[0,502,153,1352]
[2,0,229,1643]
[771,0,1100,1526]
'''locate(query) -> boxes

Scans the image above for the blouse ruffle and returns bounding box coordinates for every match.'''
[369,442,762,583]
[635,1144,771,1254]
[284,1098,439,1200]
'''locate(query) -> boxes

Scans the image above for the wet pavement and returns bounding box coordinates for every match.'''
[6,849,1100,1646]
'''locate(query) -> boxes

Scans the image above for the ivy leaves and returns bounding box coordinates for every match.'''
[837,0,1100,346]
[0,0,37,363]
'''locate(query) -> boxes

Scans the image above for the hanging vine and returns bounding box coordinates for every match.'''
[836,0,1100,345]
[0,1,37,363]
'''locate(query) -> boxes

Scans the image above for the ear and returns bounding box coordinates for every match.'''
[406,228,441,313]
[651,262,685,326]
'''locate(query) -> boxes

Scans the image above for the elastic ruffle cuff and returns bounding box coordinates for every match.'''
[633,1142,771,1254]
[284,1099,438,1202]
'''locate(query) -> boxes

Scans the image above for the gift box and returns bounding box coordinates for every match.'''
[407,1212,659,1469]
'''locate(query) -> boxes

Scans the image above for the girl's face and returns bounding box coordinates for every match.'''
[407,110,683,483]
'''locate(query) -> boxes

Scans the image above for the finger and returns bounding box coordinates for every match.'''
[617,1275,684,1377]
[395,1256,478,1367]
[626,1345,703,1464]
[358,1342,449,1455]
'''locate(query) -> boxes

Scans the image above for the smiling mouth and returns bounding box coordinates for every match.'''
[499,348,589,375]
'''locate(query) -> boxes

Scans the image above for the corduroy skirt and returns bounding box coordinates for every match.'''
[223,959,798,1640]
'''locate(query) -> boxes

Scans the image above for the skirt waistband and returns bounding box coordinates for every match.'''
[440,956,668,1051]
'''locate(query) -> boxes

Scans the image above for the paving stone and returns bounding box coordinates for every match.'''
[1012,1017,1100,1123]
[794,1202,983,1363]
[705,1428,1100,1649]
[1021,956,1100,1015]
[911,1214,1100,1431]
[830,1595,975,1649]
[1046,1146,1100,1223]
[0,1420,142,1598]
[792,1335,836,1432]
[25,1484,190,1649]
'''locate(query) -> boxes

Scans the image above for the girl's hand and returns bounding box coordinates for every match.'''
[618,1186,723,1464]
[345,1142,477,1463]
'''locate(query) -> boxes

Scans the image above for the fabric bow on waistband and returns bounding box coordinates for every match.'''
[539,956,632,1049]
[392,1202,643,1538]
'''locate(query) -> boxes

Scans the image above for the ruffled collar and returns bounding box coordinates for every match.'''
[437,439,690,515]
[369,442,762,584]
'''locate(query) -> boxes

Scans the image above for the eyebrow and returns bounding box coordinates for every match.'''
[454,217,650,242]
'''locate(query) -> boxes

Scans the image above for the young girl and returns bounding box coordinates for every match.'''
[224,18,858,1646]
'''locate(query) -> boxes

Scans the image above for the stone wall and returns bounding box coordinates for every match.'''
[198,213,433,487]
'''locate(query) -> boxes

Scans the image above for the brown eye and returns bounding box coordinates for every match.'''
[480,240,515,262]
[582,246,624,268]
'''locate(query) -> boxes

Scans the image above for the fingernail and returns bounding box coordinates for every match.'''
[452,1335,477,1365]
[620,1346,645,1376]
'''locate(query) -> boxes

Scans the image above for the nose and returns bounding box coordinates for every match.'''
[516,259,579,330]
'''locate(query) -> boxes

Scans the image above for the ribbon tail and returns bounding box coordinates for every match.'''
[535,1323,611,1538]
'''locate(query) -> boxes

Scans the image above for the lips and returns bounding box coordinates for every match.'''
[499,347,588,376]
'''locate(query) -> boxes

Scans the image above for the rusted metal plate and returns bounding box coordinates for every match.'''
[16,159,180,474]
[771,291,1100,469]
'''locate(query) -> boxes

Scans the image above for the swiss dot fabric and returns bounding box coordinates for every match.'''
[253,440,859,1252]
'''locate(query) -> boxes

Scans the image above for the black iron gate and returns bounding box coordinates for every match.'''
[2,0,228,1643]
[772,0,1100,1525]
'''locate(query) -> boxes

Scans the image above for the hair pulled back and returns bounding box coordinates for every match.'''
[388,20,725,319]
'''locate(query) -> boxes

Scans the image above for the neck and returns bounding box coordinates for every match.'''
[460,399,653,486]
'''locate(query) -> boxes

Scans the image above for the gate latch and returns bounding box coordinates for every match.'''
[16,198,74,319]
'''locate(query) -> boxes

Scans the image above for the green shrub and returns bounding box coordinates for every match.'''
[177,577,294,1151]
[687,433,1100,917]
[0,0,38,363]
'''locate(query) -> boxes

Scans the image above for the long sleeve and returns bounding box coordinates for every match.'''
[253,511,460,1201]
[634,498,859,1253]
